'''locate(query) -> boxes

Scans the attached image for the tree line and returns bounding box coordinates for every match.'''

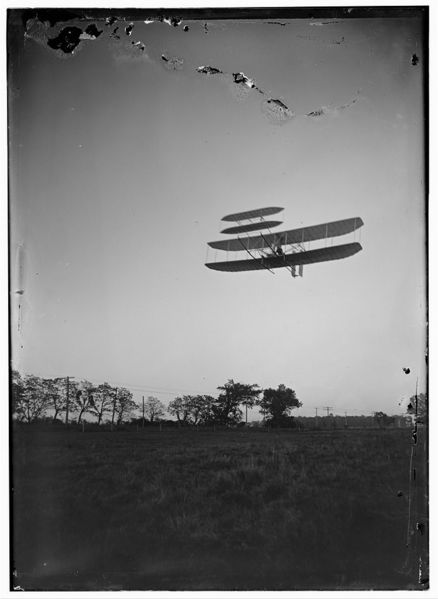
[11,371,138,426]
[11,372,302,427]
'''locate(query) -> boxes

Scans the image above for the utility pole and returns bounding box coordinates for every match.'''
[65,376,75,425]
[314,407,319,417]
[142,395,145,428]
[111,388,118,431]
[323,406,332,417]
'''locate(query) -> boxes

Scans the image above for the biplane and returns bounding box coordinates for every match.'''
[205,207,363,277]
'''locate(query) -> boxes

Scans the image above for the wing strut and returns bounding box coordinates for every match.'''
[238,237,275,275]
[259,230,296,276]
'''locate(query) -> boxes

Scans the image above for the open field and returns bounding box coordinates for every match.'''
[12,427,425,590]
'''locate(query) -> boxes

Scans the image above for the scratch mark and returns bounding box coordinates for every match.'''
[309,20,342,26]
[266,21,287,26]
[411,54,419,66]
[296,33,346,46]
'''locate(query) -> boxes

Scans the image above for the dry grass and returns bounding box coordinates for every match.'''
[12,427,419,590]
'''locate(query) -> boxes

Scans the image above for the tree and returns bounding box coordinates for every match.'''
[168,396,191,424]
[42,378,67,421]
[168,394,216,425]
[189,395,216,425]
[74,380,95,424]
[374,411,395,428]
[144,396,165,422]
[11,370,24,418]
[239,383,261,423]
[90,382,116,425]
[14,374,50,423]
[114,387,137,425]
[214,379,261,426]
[258,384,302,427]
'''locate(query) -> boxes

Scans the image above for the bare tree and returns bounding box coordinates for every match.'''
[43,378,67,421]
[90,382,116,425]
[15,374,50,423]
[114,387,137,425]
[74,380,95,424]
[144,396,165,422]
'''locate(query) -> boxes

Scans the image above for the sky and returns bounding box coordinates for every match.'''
[8,9,427,418]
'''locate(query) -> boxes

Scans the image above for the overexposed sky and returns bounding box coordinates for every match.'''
[9,9,427,416]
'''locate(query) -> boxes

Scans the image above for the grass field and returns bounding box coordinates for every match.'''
[12,427,425,590]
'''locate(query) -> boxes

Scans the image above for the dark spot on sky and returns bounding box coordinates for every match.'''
[168,17,182,27]
[110,27,120,39]
[403,367,410,374]
[397,491,403,497]
[47,26,82,54]
[197,66,222,75]
[307,108,325,117]
[85,24,102,39]
[161,54,184,70]
[204,23,209,34]
[232,72,257,89]
[411,54,419,66]
[125,24,133,36]
[268,98,288,110]
[183,25,189,32]
[266,21,286,26]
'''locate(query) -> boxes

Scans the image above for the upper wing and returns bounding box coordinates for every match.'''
[208,217,364,251]
[221,206,284,222]
[205,242,362,272]
[221,220,283,234]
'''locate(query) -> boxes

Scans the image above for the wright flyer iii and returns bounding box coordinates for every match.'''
[205,207,363,277]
